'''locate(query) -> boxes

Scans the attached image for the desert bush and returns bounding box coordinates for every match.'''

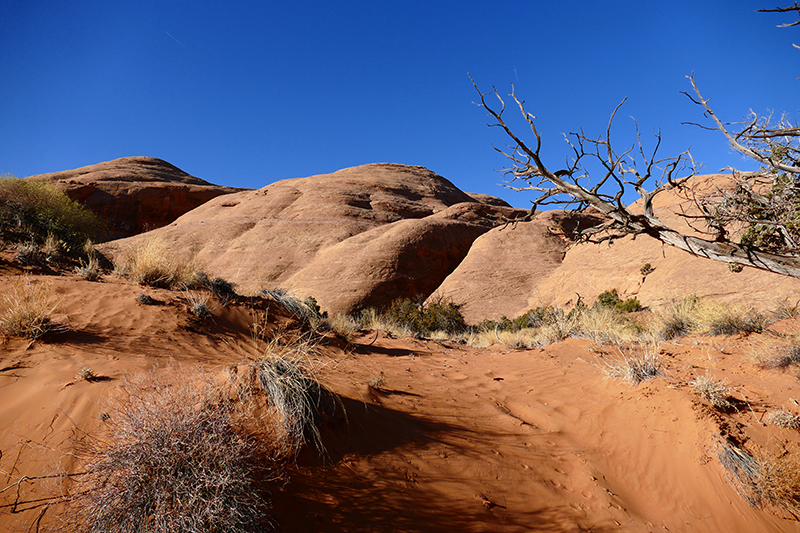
[690,374,734,409]
[596,343,662,385]
[196,271,237,298]
[640,263,655,276]
[756,340,800,370]
[13,241,44,266]
[694,302,766,336]
[75,254,103,281]
[383,296,468,337]
[595,288,642,313]
[184,290,212,319]
[579,306,646,344]
[136,293,156,306]
[259,288,312,320]
[0,175,103,251]
[764,408,800,429]
[247,336,330,457]
[119,237,203,289]
[773,299,800,320]
[75,367,96,382]
[719,441,800,515]
[67,372,274,533]
[317,313,360,342]
[656,296,700,340]
[756,452,800,516]
[0,276,57,339]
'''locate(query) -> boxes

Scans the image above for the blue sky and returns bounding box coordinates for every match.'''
[1,1,797,208]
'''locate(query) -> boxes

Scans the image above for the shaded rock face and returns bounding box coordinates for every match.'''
[100,163,527,315]
[25,157,244,238]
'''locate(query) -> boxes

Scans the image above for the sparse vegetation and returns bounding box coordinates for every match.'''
[75,367,96,382]
[184,290,212,319]
[75,255,103,281]
[244,335,331,457]
[694,302,766,336]
[764,408,800,429]
[118,237,204,289]
[657,296,699,340]
[756,341,800,370]
[640,263,655,276]
[68,371,276,533]
[0,276,58,339]
[690,374,733,409]
[595,343,662,385]
[380,296,468,337]
[0,175,103,252]
[136,293,156,306]
[595,289,642,313]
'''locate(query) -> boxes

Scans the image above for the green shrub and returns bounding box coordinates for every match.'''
[595,289,642,313]
[384,296,467,336]
[0,175,103,252]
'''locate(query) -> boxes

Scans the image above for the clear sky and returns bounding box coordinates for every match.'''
[1,1,797,208]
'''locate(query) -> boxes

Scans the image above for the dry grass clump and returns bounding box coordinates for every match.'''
[75,254,103,281]
[755,451,800,516]
[756,341,800,370]
[718,441,800,515]
[0,276,58,339]
[117,237,203,289]
[694,301,766,336]
[241,334,332,458]
[75,367,96,382]
[595,343,663,385]
[183,289,212,319]
[764,408,800,429]
[68,371,276,533]
[690,374,734,409]
[656,296,699,340]
[317,313,361,342]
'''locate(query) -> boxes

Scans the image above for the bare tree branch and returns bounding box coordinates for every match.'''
[471,70,800,278]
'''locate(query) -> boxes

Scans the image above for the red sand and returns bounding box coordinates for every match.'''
[2,266,800,531]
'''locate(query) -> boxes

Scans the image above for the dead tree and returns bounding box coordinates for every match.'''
[471,72,800,278]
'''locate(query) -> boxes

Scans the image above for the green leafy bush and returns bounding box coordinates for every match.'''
[595,289,642,313]
[384,296,467,336]
[0,175,103,252]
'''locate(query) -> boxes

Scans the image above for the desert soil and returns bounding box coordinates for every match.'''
[2,263,800,532]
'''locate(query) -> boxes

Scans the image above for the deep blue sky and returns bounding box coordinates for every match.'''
[1,1,797,207]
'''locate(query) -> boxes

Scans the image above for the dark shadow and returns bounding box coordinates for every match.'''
[269,396,619,533]
[42,327,106,345]
[352,343,424,358]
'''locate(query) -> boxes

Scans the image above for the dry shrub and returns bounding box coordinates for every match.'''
[317,313,360,342]
[718,441,800,515]
[75,254,102,281]
[0,276,57,339]
[67,371,277,533]
[756,452,800,516]
[765,408,800,429]
[118,237,203,289]
[656,296,699,340]
[578,306,646,344]
[694,301,766,336]
[183,289,212,319]
[690,374,733,409]
[596,343,662,385]
[245,335,332,458]
[756,341,800,370]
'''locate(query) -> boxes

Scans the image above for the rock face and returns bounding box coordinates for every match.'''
[25,157,244,237]
[433,210,606,323]
[99,163,527,315]
[531,175,800,312]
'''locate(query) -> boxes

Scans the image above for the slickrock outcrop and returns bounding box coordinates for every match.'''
[99,163,526,314]
[25,157,243,237]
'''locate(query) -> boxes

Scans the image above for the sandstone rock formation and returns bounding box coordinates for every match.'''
[531,175,800,313]
[99,163,527,315]
[25,157,244,237]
